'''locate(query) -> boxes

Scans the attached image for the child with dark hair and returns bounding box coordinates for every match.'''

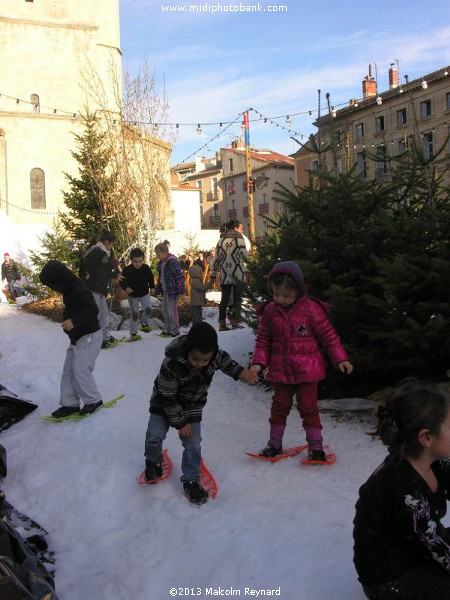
[353,380,450,600]
[1,253,25,298]
[154,240,185,337]
[39,260,103,417]
[82,230,117,348]
[143,322,258,504]
[120,248,155,339]
[250,261,352,461]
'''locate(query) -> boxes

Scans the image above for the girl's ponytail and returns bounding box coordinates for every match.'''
[371,379,450,460]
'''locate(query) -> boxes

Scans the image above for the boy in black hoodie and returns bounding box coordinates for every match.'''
[39,260,103,418]
[120,248,155,338]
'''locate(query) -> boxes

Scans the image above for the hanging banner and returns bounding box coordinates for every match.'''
[243,111,250,146]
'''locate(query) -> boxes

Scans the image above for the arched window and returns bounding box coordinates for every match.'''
[30,168,46,209]
[30,94,40,112]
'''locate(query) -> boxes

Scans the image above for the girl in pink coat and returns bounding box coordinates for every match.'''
[250,261,353,461]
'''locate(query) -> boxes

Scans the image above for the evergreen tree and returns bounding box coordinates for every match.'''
[246,135,450,393]
[60,111,118,249]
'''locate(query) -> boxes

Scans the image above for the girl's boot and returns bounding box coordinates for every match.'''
[260,424,285,457]
[305,427,326,461]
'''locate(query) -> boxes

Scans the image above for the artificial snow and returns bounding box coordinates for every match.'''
[0,302,388,600]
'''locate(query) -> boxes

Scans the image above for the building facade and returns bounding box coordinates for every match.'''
[0,0,121,225]
[173,154,225,229]
[220,143,295,239]
[294,64,450,185]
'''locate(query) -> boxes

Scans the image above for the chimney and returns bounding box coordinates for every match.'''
[389,63,399,90]
[362,64,377,98]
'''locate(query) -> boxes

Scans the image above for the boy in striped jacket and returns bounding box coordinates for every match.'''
[144,322,258,503]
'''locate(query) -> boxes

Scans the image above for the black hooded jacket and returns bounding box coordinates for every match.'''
[39,261,100,345]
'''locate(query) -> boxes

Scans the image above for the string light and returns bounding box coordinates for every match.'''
[3,200,58,215]
[3,73,450,167]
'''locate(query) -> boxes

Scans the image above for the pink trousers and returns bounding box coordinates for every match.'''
[268,381,322,450]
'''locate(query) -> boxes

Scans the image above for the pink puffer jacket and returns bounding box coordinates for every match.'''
[251,297,348,384]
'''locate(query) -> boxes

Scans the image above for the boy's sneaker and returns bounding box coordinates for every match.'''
[129,334,140,341]
[218,320,230,331]
[79,400,103,415]
[101,335,117,349]
[51,406,79,418]
[259,445,283,458]
[183,481,209,504]
[144,461,163,482]
[308,449,327,462]
[139,325,153,333]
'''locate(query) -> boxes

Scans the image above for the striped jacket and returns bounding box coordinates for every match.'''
[150,335,245,429]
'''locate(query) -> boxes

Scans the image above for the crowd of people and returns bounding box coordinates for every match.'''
[4,217,450,598]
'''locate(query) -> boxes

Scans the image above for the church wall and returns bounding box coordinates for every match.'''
[0,0,121,226]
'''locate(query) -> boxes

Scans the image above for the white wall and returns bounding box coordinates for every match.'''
[0,209,49,268]
[171,188,202,232]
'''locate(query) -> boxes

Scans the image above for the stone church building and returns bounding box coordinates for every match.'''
[0,0,122,226]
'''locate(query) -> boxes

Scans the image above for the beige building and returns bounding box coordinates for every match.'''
[0,0,121,225]
[294,64,450,185]
[220,142,295,240]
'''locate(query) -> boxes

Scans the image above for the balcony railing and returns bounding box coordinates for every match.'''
[206,191,219,201]
[375,168,388,182]
[258,203,269,214]
[228,208,237,218]
[209,215,221,225]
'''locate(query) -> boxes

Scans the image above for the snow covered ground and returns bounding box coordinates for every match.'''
[0,302,388,600]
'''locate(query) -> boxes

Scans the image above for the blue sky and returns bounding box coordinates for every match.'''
[119,0,450,165]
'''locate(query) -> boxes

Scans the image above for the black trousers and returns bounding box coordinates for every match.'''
[219,283,242,322]
[362,561,450,600]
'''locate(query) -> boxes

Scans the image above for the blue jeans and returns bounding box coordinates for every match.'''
[144,413,202,482]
